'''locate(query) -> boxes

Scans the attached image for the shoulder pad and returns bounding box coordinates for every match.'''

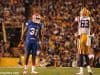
[26,20,32,26]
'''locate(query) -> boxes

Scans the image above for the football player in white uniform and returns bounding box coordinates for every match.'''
[75,7,94,75]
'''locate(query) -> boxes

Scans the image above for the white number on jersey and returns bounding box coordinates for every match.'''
[80,20,89,28]
[30,28,38,36]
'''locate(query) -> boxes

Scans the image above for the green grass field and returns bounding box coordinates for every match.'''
[0,67,100,75]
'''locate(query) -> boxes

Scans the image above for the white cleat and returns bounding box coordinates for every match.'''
[31,71,38,74]
[23,70,27,74]
[88,72,93,75]
[76,72,84,75]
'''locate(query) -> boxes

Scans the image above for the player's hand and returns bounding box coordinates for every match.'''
[39,41,42,45]
[18,40,24,47]
[20,40,24,44]
[75,33,80,39]
[38,41,42,50]
[89,33,94,38]
[77,35,80,39]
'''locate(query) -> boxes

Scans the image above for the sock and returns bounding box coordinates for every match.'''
[24,65,28,70]
[79,54,84,67]
[32,66,35,72]
[87,65,92,72]
[79,67,83,73]
[85,55,89,65]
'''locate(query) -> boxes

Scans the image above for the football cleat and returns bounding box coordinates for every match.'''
[88,72,93,75]
[76,72,84,75]
[31,70,38,74]
[23,70,27,74]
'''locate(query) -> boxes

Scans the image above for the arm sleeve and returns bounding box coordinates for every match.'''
[25,20,31,27]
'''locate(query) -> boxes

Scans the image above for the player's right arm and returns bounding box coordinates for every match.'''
[74,16,80,39]
[21,26,28,41]
[21,21,29,42]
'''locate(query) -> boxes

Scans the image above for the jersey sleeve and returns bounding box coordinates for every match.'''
[26,22,28,26]
[25,20,31,27]
[41,23,44,29]
[91,17,94,22]
[75,17,79,22]
[39,23,43,30]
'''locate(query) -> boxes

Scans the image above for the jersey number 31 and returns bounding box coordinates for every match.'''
[30,28,38,36]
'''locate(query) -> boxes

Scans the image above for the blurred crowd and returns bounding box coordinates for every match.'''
[0,0,25,25]
[0,0,100,67]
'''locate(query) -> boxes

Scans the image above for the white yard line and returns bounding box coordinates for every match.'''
[0,66,23,69]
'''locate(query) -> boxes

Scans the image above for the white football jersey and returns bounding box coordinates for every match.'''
[78,16,91,35]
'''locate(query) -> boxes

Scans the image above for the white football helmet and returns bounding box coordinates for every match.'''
[32,13,41,24]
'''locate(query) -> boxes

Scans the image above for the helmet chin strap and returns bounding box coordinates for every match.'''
[32,19,40,24]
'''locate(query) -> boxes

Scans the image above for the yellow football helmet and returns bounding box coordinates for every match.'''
[80,7,90,16]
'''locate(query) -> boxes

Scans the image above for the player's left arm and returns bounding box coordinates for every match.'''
[39,28,42,41]
[38,23,43,44]
[38,24,43,51]
[90,17,95,37]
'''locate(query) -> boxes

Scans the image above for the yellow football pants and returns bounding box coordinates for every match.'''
[79,34,89,54]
